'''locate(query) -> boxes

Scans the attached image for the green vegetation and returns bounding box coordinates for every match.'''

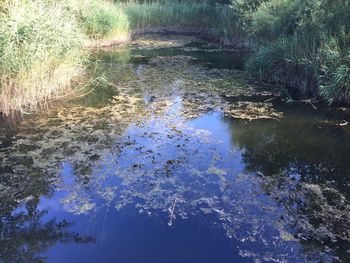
[0,0,84,114]
[0,0,129,115]
[1,0,350,114]
[0,0,243,115]
[244,0,350,104]
[77,0,129,39]
[122,2,244,44]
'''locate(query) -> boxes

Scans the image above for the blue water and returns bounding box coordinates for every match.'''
[1,35,350,262]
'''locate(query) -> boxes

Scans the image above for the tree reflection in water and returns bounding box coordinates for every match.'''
[228,110,350,260]
[0,171,94,262]
[229,109,350,192]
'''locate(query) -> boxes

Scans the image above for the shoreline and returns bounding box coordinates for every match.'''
[88,27,249,49]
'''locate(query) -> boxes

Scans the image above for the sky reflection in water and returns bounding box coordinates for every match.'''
[1,35,350,263]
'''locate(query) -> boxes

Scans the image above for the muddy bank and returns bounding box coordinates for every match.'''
[87,32,131,48]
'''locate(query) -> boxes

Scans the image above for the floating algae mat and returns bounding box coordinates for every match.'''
[1,34,350,262]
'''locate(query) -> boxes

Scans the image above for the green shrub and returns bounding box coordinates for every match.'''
[246,0,350,104]
[250,0,306,40]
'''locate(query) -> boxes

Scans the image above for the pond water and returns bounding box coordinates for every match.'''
[1,34,350,263]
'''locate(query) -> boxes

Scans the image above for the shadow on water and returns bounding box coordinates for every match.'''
[230,102,350,193]
[0,171,94,262]
[1,34,350,262]
[130,47,247,70]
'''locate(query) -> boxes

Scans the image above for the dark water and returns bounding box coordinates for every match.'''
[1,35,350,263]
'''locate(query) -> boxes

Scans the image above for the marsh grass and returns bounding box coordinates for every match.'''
[246,35,319,97]
[245,0,350,104]
[4,0,350,112]
[122,2,244,45]
[0,0,249,115]
[318,38,350,104]
[76,0,129,40]
[0,0,87,114]
[0,0,131,115]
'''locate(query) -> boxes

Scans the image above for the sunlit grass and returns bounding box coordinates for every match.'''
[2,0,350,113]
[121,2,244,44]
[245,0,350,104]
[77,0,129,39]
[0,0,130,115]
[0,0,87,114]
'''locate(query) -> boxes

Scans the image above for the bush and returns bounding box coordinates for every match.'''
[250,0,304,40]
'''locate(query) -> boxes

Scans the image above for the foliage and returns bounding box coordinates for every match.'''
[2,0,350,112]
[246,33,320,96]
[122,2,244,42]
[77,0,129,39]
[0,0,87,114]
[318,36,350,104]
[0,0,129,114]
[245,0,350,104]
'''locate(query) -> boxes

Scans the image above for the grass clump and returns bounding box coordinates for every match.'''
[0,0,87,114]
[121,2,244,45]
[318,36,350,104]
[0,0,130,115]
[246,34,319,97]
[245,0,350,104]
[76,0,129,39]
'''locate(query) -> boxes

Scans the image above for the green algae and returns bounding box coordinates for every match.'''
[1,34,350,262]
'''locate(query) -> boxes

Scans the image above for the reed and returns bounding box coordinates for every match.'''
[0,0,130,115]
[77,0,129,39]
[121,2,244,44]
[245,0,350,104]
[0,0,87,114]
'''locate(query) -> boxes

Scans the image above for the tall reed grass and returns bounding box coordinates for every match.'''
[76,0,129,40]
[0,0,130,115]
[0,0,86,114]
[0,0,250,115]
[5,0,348,111]
[121,2,244,45]
[246,34,319,97]
[318,36,350,104]
[245,0,350,104]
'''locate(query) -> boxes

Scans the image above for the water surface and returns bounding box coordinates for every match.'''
[1,34,350,263]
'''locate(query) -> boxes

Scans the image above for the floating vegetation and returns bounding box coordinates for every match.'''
[130,34,198,50]
[1,34,350,262]
[225,101,283,120]
[207,166,228,175]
